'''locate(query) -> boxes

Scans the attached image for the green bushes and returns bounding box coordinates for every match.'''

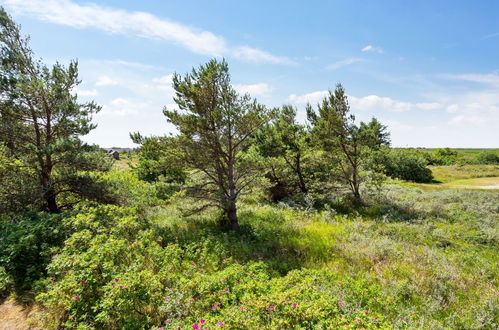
[0,212,68,293]
[36,205,394,329]
[380,149,433,183]
[477,150,499,164]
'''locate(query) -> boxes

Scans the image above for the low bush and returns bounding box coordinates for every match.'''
[477,151,499,164]
[0,212,68,294]
[37,205,394,328]
[380,149,433,183]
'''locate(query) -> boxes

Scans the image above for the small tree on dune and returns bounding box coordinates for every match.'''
[163,59,273,230]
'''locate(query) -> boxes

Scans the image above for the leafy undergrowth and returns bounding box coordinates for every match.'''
[31,184,498,329]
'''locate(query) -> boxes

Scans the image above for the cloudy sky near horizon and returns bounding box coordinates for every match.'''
[2,0,499,147]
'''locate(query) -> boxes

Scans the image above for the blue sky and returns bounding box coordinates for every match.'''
[2,0,499,147]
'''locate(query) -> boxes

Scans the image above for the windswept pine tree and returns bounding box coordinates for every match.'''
[307,84,389,205]
[162,59,274,230]
[0,8,112,214]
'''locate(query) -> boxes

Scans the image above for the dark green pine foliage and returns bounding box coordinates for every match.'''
[255,105,312,201]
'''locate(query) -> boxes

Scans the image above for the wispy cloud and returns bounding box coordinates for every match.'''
[326,57,363,70]
[482,32,499,39]
[73,87,98,97]
[4,0,291,64]
[349,95,441,112]
[99,98,149,116]
[95,76,119,87]
[288,90,442,112]
[361,45,383,54]
[234,83,272,96]
[288,90,329,105]
[441,73,499,87]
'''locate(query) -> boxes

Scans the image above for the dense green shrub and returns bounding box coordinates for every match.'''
[430,148,459,165]
[0,212,68,293]
[381,149,433,183]
[476,151,499,164]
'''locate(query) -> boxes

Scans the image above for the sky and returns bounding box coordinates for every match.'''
[2,0,499,148]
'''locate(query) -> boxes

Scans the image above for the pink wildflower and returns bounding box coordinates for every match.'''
[51,276,55,281]
[374,317,379,322]
[213,304,219,310]
[338,299,344,307]
[240,307,245,311]
[373,298,378,302]
[364,311,369,315]
[70,258,75,262]
[192,324,199,329]
[81,280,87,284]
[355,319,360,323]
[268,305,275,311]
[114,278,119,282]
[292,302,297,308]
[164,298,170,302]
[221,280,226,283]
[224,288,229,292]
[119,285,124,289]
[74,296,80,300]
[199,319,205,324]
[191,263,196,267]
[217,322,223,326]
[343,323,349,327]
[286,298,291,302]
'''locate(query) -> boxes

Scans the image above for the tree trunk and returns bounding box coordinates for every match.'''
[227,200,240,231]
[295,155,308,193]
[351,162,362,206]
[45,190,59,213]
[226,156,240,230]
[41,166,59,213]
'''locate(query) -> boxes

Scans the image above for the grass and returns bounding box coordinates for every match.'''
[389,164,499,191]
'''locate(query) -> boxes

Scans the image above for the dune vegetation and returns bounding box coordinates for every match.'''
[1,7,498,330]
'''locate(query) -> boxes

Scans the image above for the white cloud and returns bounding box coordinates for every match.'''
[288,90,329,105]
[288,91,441,112]
[95,76,119,87]
[442,73,499,87]
[73,87,97,97]
[99,98,148,116]
[448,115,486,126]
[326,58,363,70]
[482,32,499,39]
[349,95,441,112]
[152,74,174,85]
[4,0,291,64]
[231,46,294,64]
[234,83,272,96]
[361,45,383,53]
[152,74,174,92]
